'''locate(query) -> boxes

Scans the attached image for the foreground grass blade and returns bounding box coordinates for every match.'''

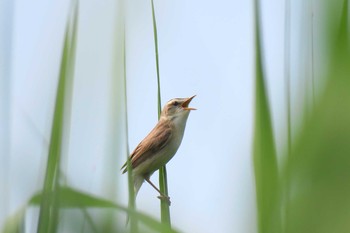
[284,0,292,163]
[37,2,78,232]
[150,0,171,225]
[3,186,179,233]
[34,187,178,233]
[123,24,139,233]
[283,1,350,233]
[252,1,281,233]
[282,1,291,232]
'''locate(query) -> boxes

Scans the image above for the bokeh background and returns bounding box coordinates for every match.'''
[1,0,349,233]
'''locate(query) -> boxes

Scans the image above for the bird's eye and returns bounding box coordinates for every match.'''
[173,101,179,106]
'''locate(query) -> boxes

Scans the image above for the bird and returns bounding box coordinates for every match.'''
[121,95,196,205]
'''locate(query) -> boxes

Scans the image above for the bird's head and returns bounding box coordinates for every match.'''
[161,95,196,119]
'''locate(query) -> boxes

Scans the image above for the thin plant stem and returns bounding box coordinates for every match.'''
[283,0,291,232]
[37,2,78,232]
[311,0,315,105]
[150,0,171,226]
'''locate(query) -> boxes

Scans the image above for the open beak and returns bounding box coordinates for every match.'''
[182,95,197,110]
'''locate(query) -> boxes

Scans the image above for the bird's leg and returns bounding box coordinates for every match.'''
[145,178,171,206]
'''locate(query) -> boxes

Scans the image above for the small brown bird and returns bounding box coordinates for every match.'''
[121,95,196,204]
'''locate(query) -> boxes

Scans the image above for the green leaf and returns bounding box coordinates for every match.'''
[30,186,179,233]
[283,1,350,233]
[36,2,79,232]
[252,1,281,233]
[150,0,172,226]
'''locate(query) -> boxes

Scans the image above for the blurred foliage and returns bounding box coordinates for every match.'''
[3,187,178,233]
[253,0,350,233]
[37,2,78,233]
[283,1,350,233]
[253,0,281,233]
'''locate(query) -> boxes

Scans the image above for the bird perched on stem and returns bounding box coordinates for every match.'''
[121,95,196,205]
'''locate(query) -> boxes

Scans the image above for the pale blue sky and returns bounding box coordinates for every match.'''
[0,0,315,232]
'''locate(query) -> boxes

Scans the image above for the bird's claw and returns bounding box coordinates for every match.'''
[157,195,171,206]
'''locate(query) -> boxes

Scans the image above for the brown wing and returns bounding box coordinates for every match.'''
[121,120,172,173]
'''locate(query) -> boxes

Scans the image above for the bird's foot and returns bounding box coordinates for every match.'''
[157,195,171,206]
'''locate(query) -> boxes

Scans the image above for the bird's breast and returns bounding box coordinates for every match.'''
[133,112,190,177]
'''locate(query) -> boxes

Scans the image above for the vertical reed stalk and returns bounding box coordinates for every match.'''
[150,0,171,226]
[253,1,281,233]
[37,2,78,232]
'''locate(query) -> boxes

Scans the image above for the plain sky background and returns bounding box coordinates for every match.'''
[0,0,325,232]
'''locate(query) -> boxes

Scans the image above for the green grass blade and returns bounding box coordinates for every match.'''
[151,0,162,117]
[123,24,139,233]
[310,1,315,104]
[283,1,350,233]
[123,24,133,206]
[36,2,79,232]
[284,0,291,163]
[29,186,179,233]
[253,1,281,233]
[111,0,139,230]
[336,0,348,53]
[282,1,291,233]
[150,0,171,226]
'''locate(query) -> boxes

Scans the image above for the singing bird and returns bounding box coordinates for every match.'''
[121,95,196,205]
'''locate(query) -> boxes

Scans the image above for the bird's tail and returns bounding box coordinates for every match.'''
[133,176,144,197]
